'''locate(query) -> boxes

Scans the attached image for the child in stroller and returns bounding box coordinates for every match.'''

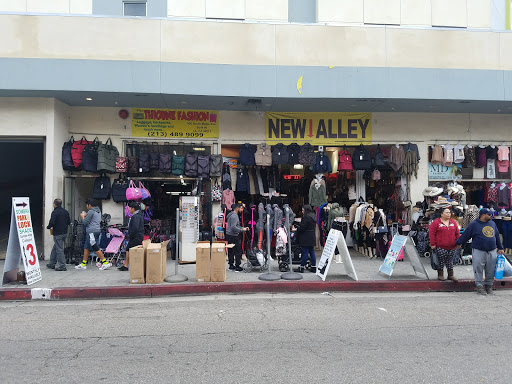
[278,229,307,272]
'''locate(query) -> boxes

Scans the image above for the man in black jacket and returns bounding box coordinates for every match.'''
[46,198,70,271]
[118,201,145,271]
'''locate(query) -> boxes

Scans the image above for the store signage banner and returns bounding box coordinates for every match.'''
[428,163,462,180]
[265,112,372,145]
[132,108,219,138]
[2,197,42,286]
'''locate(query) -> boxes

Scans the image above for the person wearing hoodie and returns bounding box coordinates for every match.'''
[293,205,317,273]
[456,208,504,295]
[118,201,145,271]
[75,198,111,270]
[225,203,249,272]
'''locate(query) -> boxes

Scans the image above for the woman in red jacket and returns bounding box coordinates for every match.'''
[429,207,460,281]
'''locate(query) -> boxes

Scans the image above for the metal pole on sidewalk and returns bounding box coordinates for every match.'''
[165,207,188,283]
[259,212,280,281]
[281,205,302,280]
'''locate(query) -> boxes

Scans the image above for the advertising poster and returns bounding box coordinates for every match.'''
[132,108,219,138]
[379,235,408,277]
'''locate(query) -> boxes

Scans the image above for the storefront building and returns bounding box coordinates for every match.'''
[1,2,512,258]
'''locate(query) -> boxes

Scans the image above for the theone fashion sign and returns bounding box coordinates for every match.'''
[132,108,219,138]
[265,112,372,145]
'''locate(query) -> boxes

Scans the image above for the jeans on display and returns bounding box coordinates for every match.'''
[49,234,67,269]
[471,248,497,287]
[301,246,316,268]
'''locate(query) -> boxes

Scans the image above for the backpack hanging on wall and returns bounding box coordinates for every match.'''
[92,173,111,200]
[209,154,223,177]
[197,155,210,178]
[185,152,199,177]
[97,138,119,174]
[62,136,76,170]
[160,152,173,173]
[338,147,353,171]
[149,143,160,170]
[71,136,92,170]
[82,137,101,173]
[126,143,139,174]
[373,144,386,168]
[139,148,150,173]
[111,174,129,203]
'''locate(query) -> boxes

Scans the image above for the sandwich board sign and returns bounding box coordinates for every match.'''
[316,228,358,281]
[379,235,429,279]
[2,197,42,285]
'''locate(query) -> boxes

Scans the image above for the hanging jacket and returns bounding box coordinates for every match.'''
[309,179,327,207]
[222,189,235,208]
[287,143,301,165]
[239,143,256,166]
[255,143,272,166]
[313,152,332,174]
[298,143,316,166]
[352,145,372,170]
[273,205,284,231]
[272,143,289,165]
[236,167,250,192]
[327,203,344,231]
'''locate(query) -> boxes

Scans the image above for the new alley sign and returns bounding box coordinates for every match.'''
[265,112,372,145]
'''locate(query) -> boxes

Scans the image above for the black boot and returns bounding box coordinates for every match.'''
[296,266,304,273]
[309,266,316,273]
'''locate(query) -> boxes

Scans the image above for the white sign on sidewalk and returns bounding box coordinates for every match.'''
[316,229,358,281]
[379,235,429,279]
[2,197,42,286]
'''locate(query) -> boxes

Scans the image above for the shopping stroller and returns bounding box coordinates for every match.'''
[242,246,268,273]
[103,226,127,268]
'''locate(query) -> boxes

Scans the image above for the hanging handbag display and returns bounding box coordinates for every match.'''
[97,137,119,174]
[92,173,111,200]
[160,151,173,173]
[116,156,127,173]
[111,174,129,203]
[82,137,101,173]
[197,155,210,178]
[138,181,151,200]
[171,155,185,175]
[71,136,92,170]
[62,136,76,170]
[126,180,143,201]
[211,180,222,202]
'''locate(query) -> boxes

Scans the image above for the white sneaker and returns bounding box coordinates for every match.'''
[75,264,87,270]
[99,262,112,270]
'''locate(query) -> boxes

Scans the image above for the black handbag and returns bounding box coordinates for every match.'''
[111,174,129,203]
[62,136,76,170]
[430,249,440,270]
[92,173,111,200]
[82,137,101,173]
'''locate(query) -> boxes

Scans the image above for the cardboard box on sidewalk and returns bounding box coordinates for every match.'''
[196,241,211,282]
[129,240,151,284]
[146,241,169,284]
[211,241,233,282]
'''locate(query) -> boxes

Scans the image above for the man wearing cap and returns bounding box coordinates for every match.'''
[456,208,504,295]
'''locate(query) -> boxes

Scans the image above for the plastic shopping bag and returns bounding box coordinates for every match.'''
[495,254,506,280]
[503,259,512,278]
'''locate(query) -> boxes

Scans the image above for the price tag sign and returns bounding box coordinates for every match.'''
[2,198,42,285]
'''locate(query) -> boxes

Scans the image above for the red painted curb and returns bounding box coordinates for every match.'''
[0,289,32,301]
[0,279,511,301]
[50,286,153,300]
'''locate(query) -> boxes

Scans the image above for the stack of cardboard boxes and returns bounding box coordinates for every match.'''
[130,240,169,284]
[195,241,232,282]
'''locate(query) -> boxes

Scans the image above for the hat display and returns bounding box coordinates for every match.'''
[422,186,444,197]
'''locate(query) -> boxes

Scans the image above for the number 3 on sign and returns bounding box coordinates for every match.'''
[25,244,37,266]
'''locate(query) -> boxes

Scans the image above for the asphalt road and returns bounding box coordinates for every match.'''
[1,291,511,384]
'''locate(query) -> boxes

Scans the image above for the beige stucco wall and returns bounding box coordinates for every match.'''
[0,14,508,70]
[3,100,512,255]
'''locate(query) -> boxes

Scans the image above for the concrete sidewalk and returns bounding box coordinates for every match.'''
[1,250,511,300]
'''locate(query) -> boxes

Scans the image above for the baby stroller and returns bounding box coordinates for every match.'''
[278,231,305,272]
[103,226,127,267]
[242,246,268,272]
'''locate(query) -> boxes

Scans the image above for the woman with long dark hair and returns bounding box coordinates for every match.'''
[294,204,317,273]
